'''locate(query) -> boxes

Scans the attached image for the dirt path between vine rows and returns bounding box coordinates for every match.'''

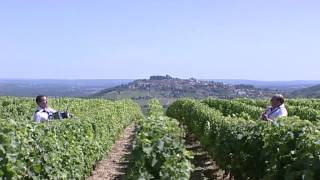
[87,124,136,180]
[87,123,232,180]
[185,132,233,180]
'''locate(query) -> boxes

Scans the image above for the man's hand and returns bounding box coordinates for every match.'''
[261,114,268,121]
[68,113,74,118]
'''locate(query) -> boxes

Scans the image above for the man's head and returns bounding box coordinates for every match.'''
[36,95,48,109]
[270,94,285,108]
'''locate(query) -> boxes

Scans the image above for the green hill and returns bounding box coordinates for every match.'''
[91,75,277,107]
[291,84,320,98]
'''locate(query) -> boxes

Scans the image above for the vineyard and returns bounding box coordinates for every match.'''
[1,97,320,179]
[0,97,143,179]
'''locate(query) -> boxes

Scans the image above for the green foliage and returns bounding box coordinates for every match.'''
[203,98,264,120]
[126,99,193,180]
[235,99,320,122]
[0,97,143,179]
[167,98,320,179]
[287,99,320,110]
[235,98,269,108]
[146,99,164,117]
[286,105,320,122]
[4,95,320,179]
[231,98,320,122]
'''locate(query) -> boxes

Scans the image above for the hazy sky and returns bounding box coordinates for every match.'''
[0,0,319,80]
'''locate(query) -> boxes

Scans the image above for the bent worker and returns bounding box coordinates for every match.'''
[261,94,288,122]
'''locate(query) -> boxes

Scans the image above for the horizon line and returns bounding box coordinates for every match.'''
[1,77,320,82]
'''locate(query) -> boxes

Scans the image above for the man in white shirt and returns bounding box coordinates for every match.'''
[261,94,288,122]
[33,95,57,123]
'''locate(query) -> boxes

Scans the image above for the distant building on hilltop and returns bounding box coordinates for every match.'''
[150,75,173,80]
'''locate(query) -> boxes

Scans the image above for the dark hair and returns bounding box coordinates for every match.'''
[272,94,285,104]
[36,95,47,104]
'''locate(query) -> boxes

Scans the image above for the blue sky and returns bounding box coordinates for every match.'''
[0,0,319,80]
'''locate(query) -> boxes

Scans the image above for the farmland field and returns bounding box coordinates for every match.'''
[1,97,320,179]
[0,97,143,179]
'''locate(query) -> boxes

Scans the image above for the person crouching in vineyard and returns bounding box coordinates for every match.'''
[261,94,288,122]
[33,95,73,123]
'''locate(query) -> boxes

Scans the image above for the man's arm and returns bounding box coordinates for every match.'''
[261,107,271,121]
[261,114,273,122]
[47,108,57,113]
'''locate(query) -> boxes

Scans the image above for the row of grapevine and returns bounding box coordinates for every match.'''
[202,98,263,120]
[237,98,320,111]
[286,105,320,122]
[0,98,143,179]
[217,98,320,122]
[235,98,269,108]
[125,99,193,180]
[0,97,35,120]
[167,98,320,179]
[287,99,320,110]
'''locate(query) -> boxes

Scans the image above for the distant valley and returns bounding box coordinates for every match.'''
[0,79,132,97]
[1,77,320,105]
